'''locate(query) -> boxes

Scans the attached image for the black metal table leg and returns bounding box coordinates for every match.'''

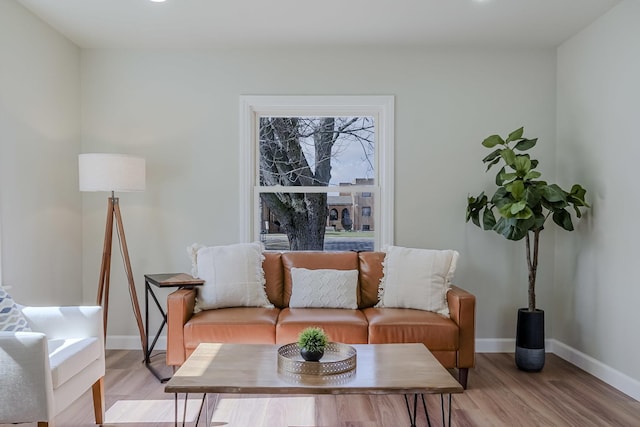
[144,279,171,382]
[405,394,453,427]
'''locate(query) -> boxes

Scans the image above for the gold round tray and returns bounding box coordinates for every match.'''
[277,342,357,376]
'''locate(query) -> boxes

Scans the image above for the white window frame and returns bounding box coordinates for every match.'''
[239,95,394,250]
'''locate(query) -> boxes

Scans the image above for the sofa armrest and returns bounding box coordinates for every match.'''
[447,285,476,368]
[21,306,104,340]
[167,288,196,366]
[0,332,54,423]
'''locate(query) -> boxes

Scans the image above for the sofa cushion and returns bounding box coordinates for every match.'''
[48,337,101,388]
[364,307,459,351]
[276,308,368,344]
[194,242,273,311]
[377,246,459,316]
[289,268,359,309]
[184,307,280,350]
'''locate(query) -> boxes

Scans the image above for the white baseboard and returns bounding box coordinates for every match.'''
[106,335,639,401]
[550,339,640,401]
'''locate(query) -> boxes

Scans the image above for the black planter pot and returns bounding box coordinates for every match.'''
[515,308,545,372]
[300,348,324,362]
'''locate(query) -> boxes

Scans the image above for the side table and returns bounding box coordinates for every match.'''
[144,273,204,383]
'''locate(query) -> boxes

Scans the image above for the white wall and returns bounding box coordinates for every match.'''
[556,0,640,382]
[80,47,557,340]
[0,1,82,304]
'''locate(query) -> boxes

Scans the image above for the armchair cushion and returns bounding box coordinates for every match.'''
[0,287,30,331]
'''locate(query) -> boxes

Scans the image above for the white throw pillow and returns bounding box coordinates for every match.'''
[0,287,31,332]
[193,242,273,311]
[376,246,459,316]
[289,268,359,309]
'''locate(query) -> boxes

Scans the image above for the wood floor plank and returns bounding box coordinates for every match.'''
[2,351,637,427]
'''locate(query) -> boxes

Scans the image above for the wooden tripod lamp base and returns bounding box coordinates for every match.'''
[96,195,146,352]
[79,153,147,353]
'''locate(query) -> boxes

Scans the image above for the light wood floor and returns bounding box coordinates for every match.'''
[7,350,640,427]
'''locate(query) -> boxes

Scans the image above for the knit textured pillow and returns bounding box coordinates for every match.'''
[289,268,359,309]
[0,287,31,332]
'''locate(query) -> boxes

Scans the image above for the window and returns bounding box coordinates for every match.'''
[362,207,372,217]
[240,96,394,251]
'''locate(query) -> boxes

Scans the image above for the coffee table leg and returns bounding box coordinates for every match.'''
[420,394,432,427]
[194,394,206,425]
[406,394,455,427]
[441,394,453,427]
[173,393,189,427]
[404,394,431,427]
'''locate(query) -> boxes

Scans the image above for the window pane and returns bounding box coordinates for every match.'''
[260,192,374,252]
[259,116,375,187]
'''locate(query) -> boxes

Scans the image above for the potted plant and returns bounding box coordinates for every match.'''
[297,327,329,362]
[466,127,589,371]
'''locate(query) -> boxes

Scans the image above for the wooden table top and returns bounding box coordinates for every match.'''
[165,343,463,395]
[144,273,205,287]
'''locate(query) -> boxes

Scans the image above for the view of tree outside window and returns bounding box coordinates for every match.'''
[258,116,376,251]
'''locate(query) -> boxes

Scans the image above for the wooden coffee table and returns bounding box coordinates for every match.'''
[165,342,463,427]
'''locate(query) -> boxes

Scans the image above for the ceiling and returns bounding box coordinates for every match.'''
[17,0,620,49]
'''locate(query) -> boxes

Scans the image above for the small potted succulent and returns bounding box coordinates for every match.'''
[297,327,329,362]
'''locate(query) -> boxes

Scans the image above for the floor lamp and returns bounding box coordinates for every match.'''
[79,153,147,352]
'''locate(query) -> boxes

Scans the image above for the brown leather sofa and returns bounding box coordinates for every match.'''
[167,251,476,388]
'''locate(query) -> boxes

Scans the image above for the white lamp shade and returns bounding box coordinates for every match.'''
[79,153,146,192]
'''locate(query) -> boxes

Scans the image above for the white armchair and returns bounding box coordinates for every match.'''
[0,305,105,426]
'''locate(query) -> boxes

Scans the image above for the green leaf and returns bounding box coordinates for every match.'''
[514,156,532,175]
[482,209,496,230]
[485,156,501,172]
[506,180,525,199]
[499,203,515,218]
[498,171,517,185]
[530,159,539,169]
[534,213,546,229]
[514,138,538,151]
[542,198,568,211]
[466,192,487,226]
[510,200,527,215]
[482,135,505,148]
[524,170,542,181]
[553,209,574,231]
[491,187,509,206]
[541,184,567,203]
[568,184,589,207]
[506,127,524,142]
[524,186,542,206]
[500,148,516,167]
[495,166,506,186]
[470,212,480,227]
[493,217,529,241]
[482,149,502,163]
[515,206,534,219]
